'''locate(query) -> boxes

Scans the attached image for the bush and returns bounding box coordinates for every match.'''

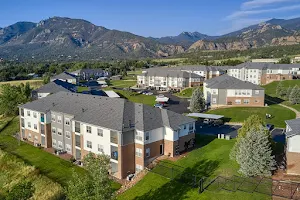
[6,181,34,200]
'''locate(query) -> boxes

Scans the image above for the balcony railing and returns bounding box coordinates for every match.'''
[75,141,81,148]
[75,127,80,133]
[110,136,118,144]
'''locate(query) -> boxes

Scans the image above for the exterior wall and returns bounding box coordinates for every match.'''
[225,96,264,107]
[118,143,135,179]
[286,152,300,175]
[261,74,293,85]
[287,135,300,153]
[178,133,195,152]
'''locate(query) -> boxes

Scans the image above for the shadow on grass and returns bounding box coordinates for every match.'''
[265,95,285,105]
[195,134,217,148]
[134,159,219,200]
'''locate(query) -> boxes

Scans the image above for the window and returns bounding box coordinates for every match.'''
[52,139,56,147]
[33,112,37,118]
[58,141,63,149]
[87,141,92,149]
[235,99,241,104]
[212,89,217,95]
[21,108,24,117]
[34,124,37,130]
[57,129,62,136]
[52,127,56,134]
[65,118,70,126]
[86,126,92,134]
[28,133,31,139]
[66,131,71,139]
[145,132,150,141]
[28,122,31,128]
[189,123,194,131]
[135,131,143,141]
[97,129,103,137]
[244,99,250,104]
[27,111,30,117]
[136,148,142,157]
[51,114,55,122]
[255,90,259,95]
[75,122,80,133]
[98,144,104,153]
[183,125,187,129]
[246,90,251,95]
[66,144,71,152]
[57,116,62,124]
[212,98,217,104]
[136,164,143,173]
[146,148,150,158]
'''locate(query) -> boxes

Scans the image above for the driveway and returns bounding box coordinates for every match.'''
[195,122,241,138]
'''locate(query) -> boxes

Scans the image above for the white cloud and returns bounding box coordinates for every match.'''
[241,0,297,10]
[226,4,300,20]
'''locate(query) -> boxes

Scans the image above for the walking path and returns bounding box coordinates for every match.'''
[267,99,300,119]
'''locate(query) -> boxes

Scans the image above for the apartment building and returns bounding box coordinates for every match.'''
[227,63,300,85]
[71,69,110,80]
[50,72,78,84]
[137,68,204,91]
[203,75,265,108]
[19,92,196,179]
[178,66,226,80]
[285,119,300,175]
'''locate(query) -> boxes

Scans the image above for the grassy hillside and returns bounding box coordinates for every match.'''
[0,80,44,90]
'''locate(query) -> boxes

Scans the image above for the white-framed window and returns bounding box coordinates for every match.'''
[65,131,71,139]
[86,126,92,134]
[246,90,251,95]
[212,98,217,104]
[98,144,104,153]
[235,99,241,104]
[57,116,62,124]
[212,89,217,95]
[34,124,37,130]
[52,127,56,134]
[66,144,71,152]
[255,90,259,95]
[145,132,150,141]
[136,164,143,173]
[135,131,143,141]
[244,99,250,104]
[57,128,62,136]
[52,139,56,147]
[65,118,70,126]
[97,129,103,137]
[51,114,55,122]
[135,148,142,157]
[28,122,31,128]
[87,141,92,148]
[27,111,30,117]
[33,112,37,118]
[146,148,150,158]
[58,141,63,149]
[28,133,32,139]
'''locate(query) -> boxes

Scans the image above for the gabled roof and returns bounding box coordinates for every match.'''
[141,68,203,79]
[285,119,300,137]
[229,63,300,70]
[20,92,195,132]
[34,80,76,94]
[204,74,263,90]
[51,72,77,80]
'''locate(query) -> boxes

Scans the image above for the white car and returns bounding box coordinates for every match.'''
[156,94,164,98]
[145,92,153,95]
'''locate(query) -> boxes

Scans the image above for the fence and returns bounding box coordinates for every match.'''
[200,175,300,200]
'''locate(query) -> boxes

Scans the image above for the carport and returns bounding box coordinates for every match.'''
[155,97,170,105]
[187,113,224,120]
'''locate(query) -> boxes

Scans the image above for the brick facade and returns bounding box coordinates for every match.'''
[286,152,300,175]
[261,74,294,85]
[118,143,135,179]
[178,133,196,152]
[226,96,265,107]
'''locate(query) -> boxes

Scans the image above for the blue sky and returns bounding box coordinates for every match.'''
[1,0,300,37]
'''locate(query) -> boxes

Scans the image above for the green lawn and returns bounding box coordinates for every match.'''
[77,86,90,93]
[116,90,156,106]
[118,135,270,200]
[0,117,121,190]
[0,79,44,91]
[174,87,203,98]
[207,104,295,128]
[109,80,137,88]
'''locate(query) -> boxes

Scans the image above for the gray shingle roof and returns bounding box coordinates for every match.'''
[204,74,264,90]
[285,119,300,137]
[20,92,195,132]
[34,80,76,94]
[176,65,227,72]
[228,63,300,70]
[51,72,77,80]
[142,68,203,79]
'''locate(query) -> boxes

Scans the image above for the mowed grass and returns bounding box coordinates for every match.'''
[207,104,295,128]
[0,117,121,190]
[106,80,136,89]
[0,149,63,199]
[77,86,89,93]
[175,87,203,98]
[0,79,44,90]
[118,135,270,200]
[116,90,155,106]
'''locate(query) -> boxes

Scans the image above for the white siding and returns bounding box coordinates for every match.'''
[287,135,300,153]
[23,108,40,132]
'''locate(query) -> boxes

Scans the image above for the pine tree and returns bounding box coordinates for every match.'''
[289,85,300,104]
[189,87,205,112]
[236,126,276,177]
[276,81,285,97]
[286,86,292,100]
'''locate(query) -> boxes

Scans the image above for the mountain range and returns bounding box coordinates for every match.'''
[1,17,300,61]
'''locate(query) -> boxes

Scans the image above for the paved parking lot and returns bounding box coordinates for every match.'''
[195,122,241,138]
[162,93,189,114]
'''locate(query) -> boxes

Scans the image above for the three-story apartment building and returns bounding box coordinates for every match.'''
[204,75,265,108]
[19,92,196,179]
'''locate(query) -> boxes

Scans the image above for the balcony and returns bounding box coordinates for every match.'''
[40,117,45,123]
[110,131,118,144]
[75,135,81,148]
[111,146,118,161]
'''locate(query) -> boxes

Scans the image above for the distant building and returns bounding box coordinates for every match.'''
[291,56,300,63]
[71,69,110,80]
[203,75,265,108]
[50,72,77,84]
[251,58,280,63]
[110,75,123,81]
[285,119,300,175]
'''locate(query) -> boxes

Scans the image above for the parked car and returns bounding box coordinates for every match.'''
[154,103,163,109]
[203,118,213,125]
[156,94,164,98]
[145,92,153,95]
[266,124,274,131]
[213,119,224,127]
